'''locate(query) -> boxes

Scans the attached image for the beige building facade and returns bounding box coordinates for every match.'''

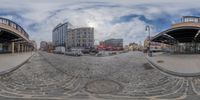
[66,27,94,49]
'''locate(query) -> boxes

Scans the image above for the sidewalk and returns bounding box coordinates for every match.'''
[146,53,200,76]
[0,52,34,75]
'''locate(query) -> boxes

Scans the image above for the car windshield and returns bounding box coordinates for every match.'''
[0,0,200,100]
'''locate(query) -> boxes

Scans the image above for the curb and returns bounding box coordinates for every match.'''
[145,56,200,77]
[0,52,35,76]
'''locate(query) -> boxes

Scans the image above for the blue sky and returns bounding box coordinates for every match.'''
[0,0,200,45]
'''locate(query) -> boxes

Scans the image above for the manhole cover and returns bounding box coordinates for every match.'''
[85,80,122,94]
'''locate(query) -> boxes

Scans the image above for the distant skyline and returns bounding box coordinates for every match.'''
[0,0,200,45]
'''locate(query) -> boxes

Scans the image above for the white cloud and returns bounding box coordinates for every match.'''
[0,15,13,20]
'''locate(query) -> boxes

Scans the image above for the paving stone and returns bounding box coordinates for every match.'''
[0,51,197,99]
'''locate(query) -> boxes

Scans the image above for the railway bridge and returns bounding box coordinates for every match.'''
[0,17,35,53]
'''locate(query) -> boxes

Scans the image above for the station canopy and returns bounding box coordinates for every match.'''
[151,26,200,44]
[0,30,23,43]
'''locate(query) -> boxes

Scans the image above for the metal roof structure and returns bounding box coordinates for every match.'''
[151,17,200,44]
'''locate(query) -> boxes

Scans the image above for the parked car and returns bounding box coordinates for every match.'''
[82,48,99,54]
[53,46,65,54]
[65,49,83,56]
[90,49,99,54]
[81,49,90,54]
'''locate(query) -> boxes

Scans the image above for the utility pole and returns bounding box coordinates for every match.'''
[146,25,152,57]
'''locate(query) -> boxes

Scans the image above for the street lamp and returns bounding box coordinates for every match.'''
[146,25,152,57]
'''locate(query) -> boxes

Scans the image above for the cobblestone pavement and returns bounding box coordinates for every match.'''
[0,51,199,100]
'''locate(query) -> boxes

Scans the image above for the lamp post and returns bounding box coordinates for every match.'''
[146,25,152,57]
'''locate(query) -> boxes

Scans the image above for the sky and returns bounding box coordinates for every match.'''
[0,0,200,46]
